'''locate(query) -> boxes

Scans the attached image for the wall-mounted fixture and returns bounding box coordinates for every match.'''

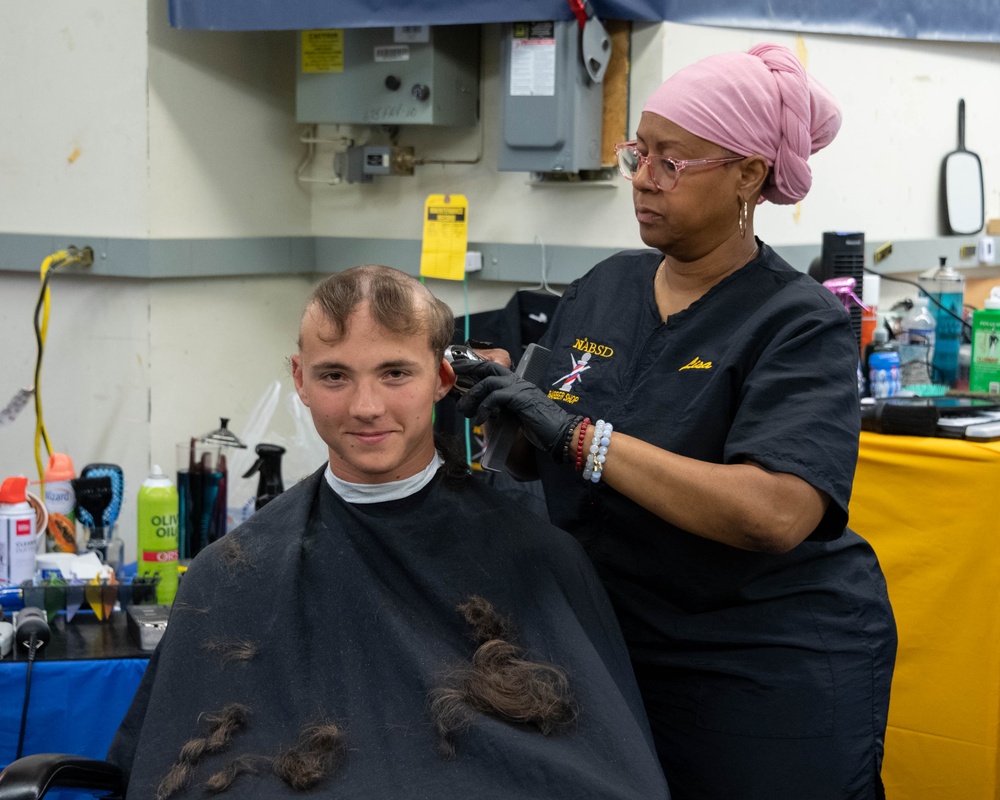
[497,18,610,176]
[296,25,480,127]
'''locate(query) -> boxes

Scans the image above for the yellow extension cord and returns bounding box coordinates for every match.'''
[33,248,90,483]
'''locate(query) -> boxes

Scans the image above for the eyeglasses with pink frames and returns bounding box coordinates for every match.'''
[613,141,744,191]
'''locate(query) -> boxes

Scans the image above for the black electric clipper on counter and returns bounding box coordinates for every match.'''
[445,343,552,473]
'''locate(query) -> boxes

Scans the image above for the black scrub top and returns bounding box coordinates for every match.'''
[535,244,893,740]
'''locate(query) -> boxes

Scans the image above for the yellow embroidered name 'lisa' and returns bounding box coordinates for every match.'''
[679,357,712,371]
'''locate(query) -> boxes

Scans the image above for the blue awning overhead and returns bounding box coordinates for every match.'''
[168,0,1000,43]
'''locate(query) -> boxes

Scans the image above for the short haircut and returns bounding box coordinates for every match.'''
[302,265,454,361]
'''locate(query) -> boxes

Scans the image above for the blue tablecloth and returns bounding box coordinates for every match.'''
[0,658,148,768]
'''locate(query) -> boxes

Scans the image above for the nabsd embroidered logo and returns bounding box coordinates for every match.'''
[547,337,614,405]
[679,357,712,371]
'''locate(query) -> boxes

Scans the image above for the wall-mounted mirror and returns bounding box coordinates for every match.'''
[943,99,985,236]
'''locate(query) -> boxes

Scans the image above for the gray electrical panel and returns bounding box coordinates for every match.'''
[296,26,479,126]
[497,21,603,174]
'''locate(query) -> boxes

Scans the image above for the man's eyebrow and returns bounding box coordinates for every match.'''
[308,359,423,373]
[309,360,349,373]
[379,359,424,371]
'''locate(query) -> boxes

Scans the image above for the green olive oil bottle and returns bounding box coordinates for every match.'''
[137,465,179,604]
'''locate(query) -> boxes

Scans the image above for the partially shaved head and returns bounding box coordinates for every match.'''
[299,265,455,360]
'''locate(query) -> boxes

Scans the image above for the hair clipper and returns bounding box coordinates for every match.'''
[445,343,552,473]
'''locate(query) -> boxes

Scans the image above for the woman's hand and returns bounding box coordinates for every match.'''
[452,360,576,458]
[471,346,513,369]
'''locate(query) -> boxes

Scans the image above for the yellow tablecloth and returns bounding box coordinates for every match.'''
[851,431,1000,799]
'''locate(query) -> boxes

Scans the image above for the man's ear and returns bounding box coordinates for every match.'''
[436,358,457,402]
[291,354,310,407]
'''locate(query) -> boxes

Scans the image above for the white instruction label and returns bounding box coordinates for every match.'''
[509,22,556,97]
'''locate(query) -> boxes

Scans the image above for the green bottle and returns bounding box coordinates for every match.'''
[137,465,179,605]
[970,287,1000,394]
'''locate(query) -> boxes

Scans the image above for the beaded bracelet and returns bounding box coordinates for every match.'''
[582,419,613,484]
[559,415,584,464]
[574,418,591,472]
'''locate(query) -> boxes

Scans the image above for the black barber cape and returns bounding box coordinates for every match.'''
[108,467,670,799]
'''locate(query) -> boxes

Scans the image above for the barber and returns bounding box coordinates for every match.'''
[455,43,896,800]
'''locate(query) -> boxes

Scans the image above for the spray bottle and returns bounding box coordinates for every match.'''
[822,277,870,396]
[137,466,179,605]
[241,444,286,512]
[43,452,77,553]
[919,257,965,385]
[970,287,1000,394]
[1,477,38,586]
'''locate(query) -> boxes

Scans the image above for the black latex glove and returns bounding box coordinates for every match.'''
[453,360,575,456]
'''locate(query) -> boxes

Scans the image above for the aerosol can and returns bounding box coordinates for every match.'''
[1,476,37,586]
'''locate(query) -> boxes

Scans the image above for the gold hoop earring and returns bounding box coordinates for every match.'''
[738,200,748,239]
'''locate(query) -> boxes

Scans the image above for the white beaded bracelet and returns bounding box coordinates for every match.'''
[581,419,613,484]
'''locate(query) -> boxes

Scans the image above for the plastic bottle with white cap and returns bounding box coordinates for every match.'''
[899,297,936,388]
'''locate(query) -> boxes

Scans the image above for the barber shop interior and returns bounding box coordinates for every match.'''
[1,2,998,798]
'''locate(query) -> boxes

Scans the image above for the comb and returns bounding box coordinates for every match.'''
[481,343,553,472]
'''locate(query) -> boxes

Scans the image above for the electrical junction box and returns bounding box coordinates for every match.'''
[498,20,603,174]
[296,26,479,126]
[335,145,415,184]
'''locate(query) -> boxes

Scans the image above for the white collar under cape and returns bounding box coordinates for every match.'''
[324,452,444,504]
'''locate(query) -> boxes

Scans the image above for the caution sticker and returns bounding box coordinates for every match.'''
[301,30,344,73]
[420,194,468,281]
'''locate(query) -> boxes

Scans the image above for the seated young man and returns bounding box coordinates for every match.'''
[107,265,671,799]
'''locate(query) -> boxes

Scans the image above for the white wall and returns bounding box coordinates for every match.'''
[147,14,311,238]
[147,275,312,473]
[0,1,150,237]
[3,5,1000,563]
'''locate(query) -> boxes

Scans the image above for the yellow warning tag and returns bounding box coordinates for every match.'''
[420,194,468,281]
[301,30,344,74]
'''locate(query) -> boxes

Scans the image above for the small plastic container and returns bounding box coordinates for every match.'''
[869,343,901,399]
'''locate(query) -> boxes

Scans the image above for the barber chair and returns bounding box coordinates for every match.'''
[0,754,125,799]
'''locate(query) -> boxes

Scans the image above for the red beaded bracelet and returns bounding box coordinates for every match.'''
[575,417,591,472]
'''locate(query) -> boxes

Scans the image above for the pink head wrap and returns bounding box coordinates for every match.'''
[642,43,841,205]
